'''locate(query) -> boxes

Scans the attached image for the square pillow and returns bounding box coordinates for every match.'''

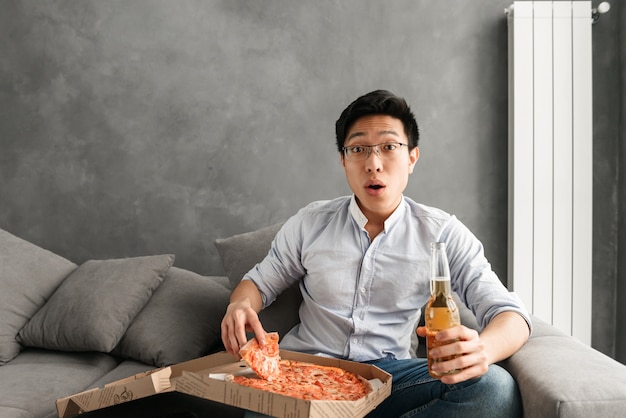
[17,254,174,353]
[215,223,302,339]
[0,228,77,364]
[112,267,231,367]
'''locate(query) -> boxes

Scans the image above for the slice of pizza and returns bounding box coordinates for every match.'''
[239,331,281,380]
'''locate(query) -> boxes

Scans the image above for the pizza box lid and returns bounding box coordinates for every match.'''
[56,350,392,418]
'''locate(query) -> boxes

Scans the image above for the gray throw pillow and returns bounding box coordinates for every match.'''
[113,267,230,367]
[17,255,174,353]
[0,228,77,364]
[215,222,284,290]
[214,223,302,339]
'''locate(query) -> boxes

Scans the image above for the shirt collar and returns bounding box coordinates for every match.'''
[349,194,407,231]
[349,195,369,229]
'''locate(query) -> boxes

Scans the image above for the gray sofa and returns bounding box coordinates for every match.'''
[1,224,625,418]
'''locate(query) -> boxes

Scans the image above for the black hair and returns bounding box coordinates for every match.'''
[335,90,420,152]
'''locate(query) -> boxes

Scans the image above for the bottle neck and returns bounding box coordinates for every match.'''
[430,277,452,297]
[430,243,450,279]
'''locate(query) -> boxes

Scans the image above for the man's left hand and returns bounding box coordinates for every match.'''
[416,325,488,384]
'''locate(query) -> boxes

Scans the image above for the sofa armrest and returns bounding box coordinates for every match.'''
[501,315,626,418]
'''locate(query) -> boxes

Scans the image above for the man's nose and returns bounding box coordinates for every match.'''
[365,148,383,172]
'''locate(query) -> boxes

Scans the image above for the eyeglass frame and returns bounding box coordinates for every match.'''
[341,142,409,161]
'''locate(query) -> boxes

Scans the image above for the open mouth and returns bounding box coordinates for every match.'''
[366,180,386,192]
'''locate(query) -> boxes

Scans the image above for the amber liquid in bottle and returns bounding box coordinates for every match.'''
[425,243,461,378]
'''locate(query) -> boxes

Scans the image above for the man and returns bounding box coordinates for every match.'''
[221,90,531,417]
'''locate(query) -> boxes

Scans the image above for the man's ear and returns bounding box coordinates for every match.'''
[408,147,419,173]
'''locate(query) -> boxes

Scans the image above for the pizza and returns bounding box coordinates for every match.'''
[238,332,281,380]
[234,333,370,401]
[235,332,371,401]
[231,359,371,401]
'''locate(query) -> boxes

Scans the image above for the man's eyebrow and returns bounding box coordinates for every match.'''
[346,130,400,141]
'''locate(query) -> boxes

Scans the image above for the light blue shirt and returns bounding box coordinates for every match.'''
[244,195,530,362]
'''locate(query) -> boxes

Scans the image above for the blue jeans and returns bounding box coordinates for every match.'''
[245,358,521,418]
[366,358,521,418]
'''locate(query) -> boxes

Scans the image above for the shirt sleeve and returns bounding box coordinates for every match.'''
[243,211,307,309]
[440,216,533,332]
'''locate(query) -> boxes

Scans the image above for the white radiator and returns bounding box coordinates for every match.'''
[506,1,593,345]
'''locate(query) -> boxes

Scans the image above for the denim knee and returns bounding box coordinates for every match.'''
[467,365,522,418]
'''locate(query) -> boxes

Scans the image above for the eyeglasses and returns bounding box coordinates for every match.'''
[342,142,408,161]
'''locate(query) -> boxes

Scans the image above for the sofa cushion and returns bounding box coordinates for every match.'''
[0,348,119,418]
[113,267,230,367]
[503,316,626,418]
[0,407,32,418]
[215,223,302,340]
[0,228,77,365]
[18,255,174,353]
[215,222,284,290]
[86,359,156,390]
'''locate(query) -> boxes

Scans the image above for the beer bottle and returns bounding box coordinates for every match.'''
[425,242,461,378]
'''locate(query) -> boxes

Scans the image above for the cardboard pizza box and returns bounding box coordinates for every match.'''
[56,350,392,418]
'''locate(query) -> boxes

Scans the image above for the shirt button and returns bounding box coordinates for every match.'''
[352,338,358,344]
[360,287,366,293]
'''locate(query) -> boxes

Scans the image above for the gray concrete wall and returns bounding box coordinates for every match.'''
[0,1,622,361]
[588,0,622,364]
[616,0,626,365]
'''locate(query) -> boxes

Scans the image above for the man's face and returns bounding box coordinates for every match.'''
[341,114,419,221]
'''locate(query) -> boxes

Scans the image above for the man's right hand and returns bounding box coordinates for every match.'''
[220,280,266,356]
